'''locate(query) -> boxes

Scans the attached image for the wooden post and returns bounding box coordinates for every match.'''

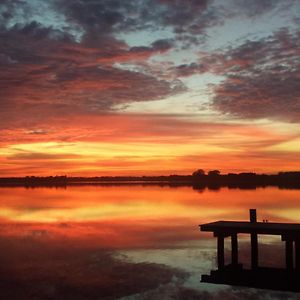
[250,209,258,269]
[285,240,293,270]
[295,240,300,271]
[231,234,238,265]
[250,209,257,223]
[217,235,225,269]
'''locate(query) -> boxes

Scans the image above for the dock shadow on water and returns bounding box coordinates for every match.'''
[201,209,300,293]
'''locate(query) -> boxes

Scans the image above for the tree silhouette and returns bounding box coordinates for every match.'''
[192,169,205,177]
[208,170,220,176]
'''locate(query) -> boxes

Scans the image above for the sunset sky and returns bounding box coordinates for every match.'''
[1,0,300,176]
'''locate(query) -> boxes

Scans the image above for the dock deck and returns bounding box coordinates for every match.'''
[199,209,300,292]
[201,220,300,238]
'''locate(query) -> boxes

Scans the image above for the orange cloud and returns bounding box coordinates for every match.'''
[0,114,299,176]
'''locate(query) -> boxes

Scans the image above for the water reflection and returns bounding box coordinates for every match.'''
[1,185,300,223]
[1,185,300,299]
[0,237,188,300]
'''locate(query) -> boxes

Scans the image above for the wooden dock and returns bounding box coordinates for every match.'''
[200,209,300,292]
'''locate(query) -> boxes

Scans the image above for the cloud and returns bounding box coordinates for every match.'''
[27,129,49,135]
[52,0,295,43]
[171,62,208,77]
[208,28,300,122]
[1,0,297,126]
[0,0,27,26]
[7,152,81,160]
[224,0,293,18]
[55,0,216,42]
[0,21,185,124]
[0,115,297,176]
[0,112,293,146]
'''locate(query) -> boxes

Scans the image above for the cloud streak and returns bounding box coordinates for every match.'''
[201,28,300,122]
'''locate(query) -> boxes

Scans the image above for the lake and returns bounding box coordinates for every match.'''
[1,185,300,299]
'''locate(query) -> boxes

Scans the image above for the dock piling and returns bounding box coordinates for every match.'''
[250,209,258,269]
[217,235,225,269]
[250,209,257,223]
[231,234,238,265]
[285,240,293,270]
[295,240,300,271]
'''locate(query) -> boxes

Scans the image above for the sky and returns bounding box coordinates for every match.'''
[0,0,299,176]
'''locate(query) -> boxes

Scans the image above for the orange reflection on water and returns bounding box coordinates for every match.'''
[0,185,300,248]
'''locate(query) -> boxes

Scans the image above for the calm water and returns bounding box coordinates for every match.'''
[1,185,300,299]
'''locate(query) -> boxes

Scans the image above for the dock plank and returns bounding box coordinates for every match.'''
[200,221,300,236]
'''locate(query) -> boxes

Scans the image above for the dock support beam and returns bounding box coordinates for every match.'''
[217,235,225,269]
[231,234,238,265]
[250,209,258,269]
[250,209,257,223]
[295,240,300,271]
[251,233,258,269]
[285,240,294,270]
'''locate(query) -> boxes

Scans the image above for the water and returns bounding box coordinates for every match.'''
[1,185,300,299]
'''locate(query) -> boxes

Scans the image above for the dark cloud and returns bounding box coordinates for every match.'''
[227,0,291,18]
[55,0,132,32]
[209,28,300,122]
[150,38,174,51]
[0,21,184,125]
[172,62,208,77]
[208,0,299,26]
[0,1,193,127]
[1,0,295,47]
[152,0,216,34]
[0,0,299,128]
[53,0,220,48]
[0,0,27,25]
